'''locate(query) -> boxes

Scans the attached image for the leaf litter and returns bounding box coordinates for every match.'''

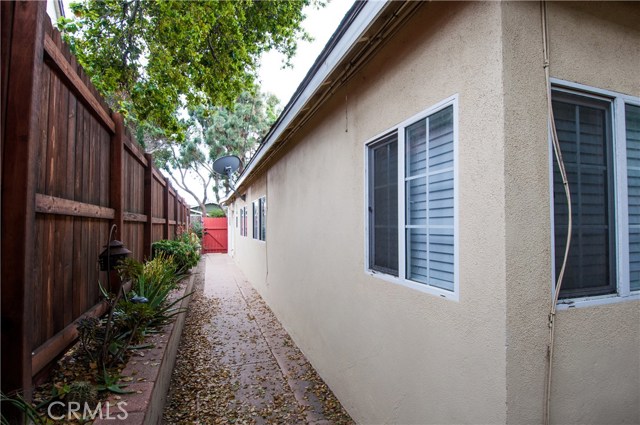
[163,273,354,425]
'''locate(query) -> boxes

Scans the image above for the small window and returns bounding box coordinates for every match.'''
[366,97,457,299]
[243,207,248,236]
[253,200,259,239]
[550,80,640,302]
[552,92,615,297]
[260,197,267,241]
[239,206,248,237]
[252,197,267,241]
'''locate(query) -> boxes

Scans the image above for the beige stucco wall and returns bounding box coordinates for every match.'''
[233,2,509,423]
[230,1,639,423]
[501,2,640,424]
[229,174,268,287]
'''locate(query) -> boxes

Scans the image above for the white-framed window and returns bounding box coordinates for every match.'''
[252,197,266,241]
[550,79,640,306]
[260,197,266,241]
[243,207,248,237]
[365,95,458,300]
[239,206,248,237]
[253,200,259,240]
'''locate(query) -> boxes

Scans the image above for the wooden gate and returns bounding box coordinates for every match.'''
[202,217,228,253]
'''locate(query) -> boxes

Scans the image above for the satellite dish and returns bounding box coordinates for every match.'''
[212,155,245,201]
[212,155,242,178]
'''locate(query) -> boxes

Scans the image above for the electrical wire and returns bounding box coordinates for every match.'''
[541,2,573,424]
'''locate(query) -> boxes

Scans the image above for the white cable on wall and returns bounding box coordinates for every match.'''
[541,2,573,424]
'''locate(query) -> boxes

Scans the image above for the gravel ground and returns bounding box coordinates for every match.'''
[163,255,354,425]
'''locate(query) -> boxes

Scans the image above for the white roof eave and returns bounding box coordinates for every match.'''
[226,1,389,202]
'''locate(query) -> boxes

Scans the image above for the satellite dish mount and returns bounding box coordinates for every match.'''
[212,155,245,201]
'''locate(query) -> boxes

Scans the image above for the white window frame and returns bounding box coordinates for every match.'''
[550,78,640,310]
[260,196,267,242]
[364,95,459,301]
[252,199,260,240]
[251,196,266,242]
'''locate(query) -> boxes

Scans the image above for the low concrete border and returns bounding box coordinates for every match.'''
[94,266,197,425]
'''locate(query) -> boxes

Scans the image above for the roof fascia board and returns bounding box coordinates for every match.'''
[231,0,389,194]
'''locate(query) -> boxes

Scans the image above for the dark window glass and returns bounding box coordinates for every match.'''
[553,93,615,297]
[369,135,398,275]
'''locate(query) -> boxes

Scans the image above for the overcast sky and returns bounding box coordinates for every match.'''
[258,0,355,106]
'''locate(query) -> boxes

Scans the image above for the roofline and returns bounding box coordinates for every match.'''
[222,0,391,204]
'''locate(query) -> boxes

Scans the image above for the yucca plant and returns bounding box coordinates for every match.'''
[118,254,192,329]
[1,392,45,424]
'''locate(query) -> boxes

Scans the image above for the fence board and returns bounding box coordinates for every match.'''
[35,194,115,219]
[2,10,190,406]
[43,33,115,133]
[1,1,46,403]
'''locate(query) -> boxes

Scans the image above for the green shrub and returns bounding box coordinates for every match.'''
[191,220,203,239]
[207,208,226,218]
[152,237,199,274]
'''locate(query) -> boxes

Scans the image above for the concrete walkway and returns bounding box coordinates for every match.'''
[165,254,353,424]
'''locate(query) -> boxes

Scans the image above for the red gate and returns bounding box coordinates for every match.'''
[202,217,228,253]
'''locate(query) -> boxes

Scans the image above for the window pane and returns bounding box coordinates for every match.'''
[369,137,398,275]
[427,106,455,290]
[260,198,267,241]
[429,107,454,172]
[626,103,640,291]
[253,201,259,239]
[407,228,427,283]
[404,106,455,291]
[429,227,454,292]
[552,96,615,297]
[406,120,427,177]
[406,178,427,225]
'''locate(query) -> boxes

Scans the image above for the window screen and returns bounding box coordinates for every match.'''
[369,135,399,275]
[253,200,259,239]
[552,93,615,298]
[260,197,267,241]
[626,104,640,291]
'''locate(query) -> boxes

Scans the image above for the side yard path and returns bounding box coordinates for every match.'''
[163,254,354,424]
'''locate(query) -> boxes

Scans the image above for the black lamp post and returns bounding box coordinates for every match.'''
[98,239,131,271]
[98,225,131,293]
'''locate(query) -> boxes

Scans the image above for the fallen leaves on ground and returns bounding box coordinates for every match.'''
[163,271,354,424]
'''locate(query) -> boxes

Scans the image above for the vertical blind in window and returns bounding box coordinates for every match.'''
[369,136,399,275]
[243,207,248,236]
[626,104,640,291]
[405,106,454,291]
[552,96,615,297]
[240,208,245,236]
[253,200,259,239]
[260,197,267,241]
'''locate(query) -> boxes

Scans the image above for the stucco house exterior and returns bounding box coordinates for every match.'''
[223,2,640,423]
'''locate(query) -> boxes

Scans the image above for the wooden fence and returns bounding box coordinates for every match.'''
[1,2,190,401]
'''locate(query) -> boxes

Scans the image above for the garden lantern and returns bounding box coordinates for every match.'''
[98,240,131,271]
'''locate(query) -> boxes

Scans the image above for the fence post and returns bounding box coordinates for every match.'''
[174,196,180,238]
[1,0,46,409]
[143,153,153,259]
[163,178,169,240]
[109,113,124,293]
[110,113,124,238]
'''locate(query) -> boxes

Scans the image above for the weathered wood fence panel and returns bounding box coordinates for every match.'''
[1,2,191,405]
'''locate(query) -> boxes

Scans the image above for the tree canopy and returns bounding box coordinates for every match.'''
[154,90,280,214]
[59,0,314,138]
